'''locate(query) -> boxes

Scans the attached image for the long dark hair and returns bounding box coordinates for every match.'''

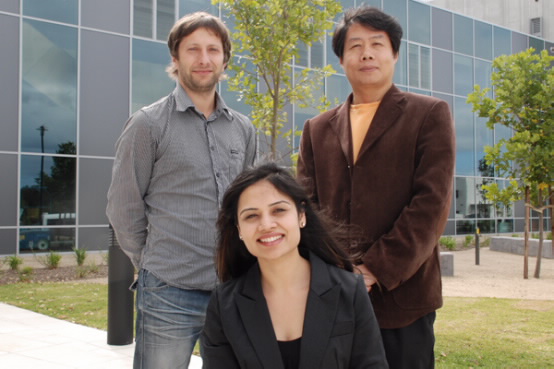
[216,162,354,282]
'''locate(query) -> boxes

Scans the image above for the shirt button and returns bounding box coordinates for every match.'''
[210,146,215,150]
[215,173,220,178]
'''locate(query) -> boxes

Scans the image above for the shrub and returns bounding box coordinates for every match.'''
[463,235,474,247]
[75,266,89,279]
[481,237,491,247]
[73,247,87,266]
[440,236,456,250]
[3,255,23,271]
[547,232,552,240]
[19,266,34,282]
[37,251,62,269]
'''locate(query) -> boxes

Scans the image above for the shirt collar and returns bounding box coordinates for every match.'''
[173,83,233,121]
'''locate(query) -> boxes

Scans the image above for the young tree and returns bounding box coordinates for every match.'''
[467,48,554,279]
[215,0,342,161]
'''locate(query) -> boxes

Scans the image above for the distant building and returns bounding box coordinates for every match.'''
[0,0,551,255]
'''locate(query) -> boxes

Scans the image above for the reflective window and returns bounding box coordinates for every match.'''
[20,154,76,226]
[134,0,153,38]
[384,0,407,36]
[475,21,492,60]
[420,46,431,90]
[454,15,473,56]
[408,0,430,45]
[364,0,381,8]
[477,220,495,234]
[393,42,407,86]
[475,177,494,218]
[220,57,253,116]
[23,0,78,25]
[157,0,175,41]
[326,74,351,106]
[432,49,452,93]
[0,14,19,152]
[455,177,475,219]
[454,97,474,176]
[529,37,544,52]
[132,39,175,113]
[0,229,16,255]
[408,44,431,90]
[311,40,324,69]
[511,32,528,53]
[475,116,493,178]
[0,154,17,227]
[326,33,341,72]
[296,41,309,67]
[19,227,75,253]
[475,59,492,98]
[408,43,419,88]
[21,19,77,154]
[454,54,473,96]
[179,0,217,17]
[497,219,513,233]
[493,26,511,58]
[79,158,113,225]
[432,7,452,50]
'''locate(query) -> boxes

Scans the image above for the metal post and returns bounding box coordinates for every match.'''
[107,225,135,345]
[475,228,480,265]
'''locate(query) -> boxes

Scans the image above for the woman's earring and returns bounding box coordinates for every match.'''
[300,222,305,228]
[239,234,243,240]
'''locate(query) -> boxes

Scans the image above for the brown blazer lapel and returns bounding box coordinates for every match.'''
[236,265,285,369]
[329,96,354,165]
[298,253,341,369]
[356,85,406,161]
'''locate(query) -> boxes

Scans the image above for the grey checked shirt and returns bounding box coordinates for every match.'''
[107,84,257,290]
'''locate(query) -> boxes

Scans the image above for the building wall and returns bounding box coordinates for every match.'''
[429,0,554,41]
[0,0,551,255]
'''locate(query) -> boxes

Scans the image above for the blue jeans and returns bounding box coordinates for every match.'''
[133,269,212,369]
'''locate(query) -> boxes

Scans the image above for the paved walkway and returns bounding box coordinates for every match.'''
[0,302,202,368]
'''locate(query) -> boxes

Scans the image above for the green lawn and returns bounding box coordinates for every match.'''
[1,283,552,368]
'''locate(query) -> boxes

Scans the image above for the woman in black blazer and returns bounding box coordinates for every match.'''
[201,163,388,369]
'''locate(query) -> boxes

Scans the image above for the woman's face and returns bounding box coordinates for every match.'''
[236,180,306,263]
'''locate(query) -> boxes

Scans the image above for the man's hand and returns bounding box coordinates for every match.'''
[355,264,377,292]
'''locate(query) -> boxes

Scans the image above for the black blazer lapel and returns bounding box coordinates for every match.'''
[298,253,341,369]
[236,264,285,369]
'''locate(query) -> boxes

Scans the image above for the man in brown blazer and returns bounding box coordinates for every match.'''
[297,6,455,369]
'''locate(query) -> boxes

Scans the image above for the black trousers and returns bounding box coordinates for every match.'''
[380,311,436,369]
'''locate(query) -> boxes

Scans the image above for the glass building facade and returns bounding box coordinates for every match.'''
[0,0,552,255]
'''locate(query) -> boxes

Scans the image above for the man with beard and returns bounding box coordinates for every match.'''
[107,12,256,369]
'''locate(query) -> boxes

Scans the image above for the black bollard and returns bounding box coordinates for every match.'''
[475,228,480,265]
[107,225,135,345]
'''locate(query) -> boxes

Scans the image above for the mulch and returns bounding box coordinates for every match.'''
[0,265,108,285]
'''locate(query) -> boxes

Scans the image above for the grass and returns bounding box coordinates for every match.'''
[0,284,552,367]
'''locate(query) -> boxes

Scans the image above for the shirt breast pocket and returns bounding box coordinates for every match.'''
[228,148,245,179]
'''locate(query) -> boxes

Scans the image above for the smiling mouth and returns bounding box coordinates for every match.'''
[259,235,283,243]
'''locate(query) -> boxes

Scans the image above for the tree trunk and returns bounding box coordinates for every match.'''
[534,189,544,279]
[523,187,530,279]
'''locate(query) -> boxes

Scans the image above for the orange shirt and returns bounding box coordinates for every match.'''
[350,101,380,162]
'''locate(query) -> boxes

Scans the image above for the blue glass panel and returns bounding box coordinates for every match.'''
[432,7,452,50]
[363,0,381,8]
[511,32,528,53]
[220,56,253,116]
[393,42,407,86]
[311,40,324,68]
[475,21,492,60]
[408,43,419,88]
[420,46,430,90]
[455,177,476,220]
[23,0,78,25]
[493,26,511,58]
[132,39,175,113]
[475,116,493,178]
[157,0,175,41]
[134,0,153,38]
[475,59,492,98]
[432,49,452,94]
[454,15,473,56]
[19,227,75,253]
[296,41,309,67]
[454,54,473,96]
[384,0,407,35]
[20,154,76,226]
[408,0,430,45]
[326,74,351,106]
[529,37,545,52]
[454,97,474,176]
[327,33,342,72]
[21,19,77,154]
